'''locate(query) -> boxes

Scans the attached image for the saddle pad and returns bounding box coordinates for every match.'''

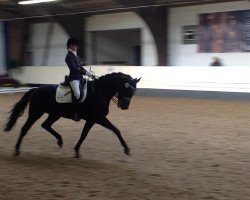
[56,83,87,103]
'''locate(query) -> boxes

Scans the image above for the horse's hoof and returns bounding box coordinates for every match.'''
[58,140,63,148]
[74,149,81,158]
[74,151,81,158]
[14,150,20,156]
[124,148,131,155]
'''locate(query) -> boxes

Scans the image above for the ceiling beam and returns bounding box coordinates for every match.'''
[0,0,244,21]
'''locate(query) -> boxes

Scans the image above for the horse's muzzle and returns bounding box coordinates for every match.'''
[118,100,130,110]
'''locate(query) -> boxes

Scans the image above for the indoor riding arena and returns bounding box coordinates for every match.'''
[1,91,250,200]
[2,0,250,200]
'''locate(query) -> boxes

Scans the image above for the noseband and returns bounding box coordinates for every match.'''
[112,93,131,105]
[114,82,135,105]
[118,95,131,102]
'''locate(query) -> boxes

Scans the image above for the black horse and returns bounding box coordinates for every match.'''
[4,72,141,158]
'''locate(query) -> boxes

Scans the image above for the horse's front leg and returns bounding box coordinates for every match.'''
[97,117,130,155]
[74,120,94,158]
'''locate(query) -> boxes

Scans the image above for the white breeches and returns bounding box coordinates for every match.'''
[70,80,80,100]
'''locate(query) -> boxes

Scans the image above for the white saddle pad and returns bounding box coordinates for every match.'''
[56,82,87,103]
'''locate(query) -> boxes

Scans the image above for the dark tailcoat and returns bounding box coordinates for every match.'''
[65,51,87,81]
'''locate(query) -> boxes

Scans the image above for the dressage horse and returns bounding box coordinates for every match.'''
[4,72,141,158]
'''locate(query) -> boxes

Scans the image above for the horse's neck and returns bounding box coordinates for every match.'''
[94,79,117,100]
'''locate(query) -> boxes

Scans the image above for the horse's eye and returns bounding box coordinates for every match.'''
[125,83,130,88]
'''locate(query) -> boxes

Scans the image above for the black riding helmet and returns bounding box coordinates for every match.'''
[67,38,79,47]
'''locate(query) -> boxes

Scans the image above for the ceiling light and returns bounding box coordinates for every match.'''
[18,0,58,5]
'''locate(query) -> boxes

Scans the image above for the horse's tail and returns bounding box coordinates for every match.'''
[4,88,35,132]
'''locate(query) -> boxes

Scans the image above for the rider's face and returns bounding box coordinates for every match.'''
[69,44,78,51]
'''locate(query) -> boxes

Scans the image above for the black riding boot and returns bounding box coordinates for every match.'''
[72,100,81,122]
[71,81,84,121]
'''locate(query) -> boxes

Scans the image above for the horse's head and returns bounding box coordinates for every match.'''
[116,74,141,110]
[96,72,141,110]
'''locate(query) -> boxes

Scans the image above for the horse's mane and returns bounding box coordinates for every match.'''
[97,72,132,82]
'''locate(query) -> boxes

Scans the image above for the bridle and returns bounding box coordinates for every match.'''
[112,93,131,105]
[89,72,135,106]
[112,81,136,106]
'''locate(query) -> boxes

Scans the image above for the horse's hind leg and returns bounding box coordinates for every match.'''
[41,115,62,148]
[15,114,43,156]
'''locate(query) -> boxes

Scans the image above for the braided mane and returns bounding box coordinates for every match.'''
[98,72,132,81]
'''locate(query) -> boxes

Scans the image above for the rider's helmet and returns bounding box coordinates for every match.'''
[67,38,79,48]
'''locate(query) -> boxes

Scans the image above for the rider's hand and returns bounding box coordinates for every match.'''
[86,71,95,78]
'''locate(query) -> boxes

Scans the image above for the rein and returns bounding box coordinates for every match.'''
[112,95,119,105]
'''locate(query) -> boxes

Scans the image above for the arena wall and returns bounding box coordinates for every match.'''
[27,12,157,67]
[11,65,250,95]
[85,12,157,66]
[3,1,250,69]
[29,23,69,66]
[4,1,250,100]
[169,0,250,66]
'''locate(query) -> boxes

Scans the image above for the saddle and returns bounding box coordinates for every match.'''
[56,76,87,103]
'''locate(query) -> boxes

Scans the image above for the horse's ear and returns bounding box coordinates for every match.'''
[134,77,141,83]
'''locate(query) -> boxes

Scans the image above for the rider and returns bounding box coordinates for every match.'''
[65,37,91,121]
